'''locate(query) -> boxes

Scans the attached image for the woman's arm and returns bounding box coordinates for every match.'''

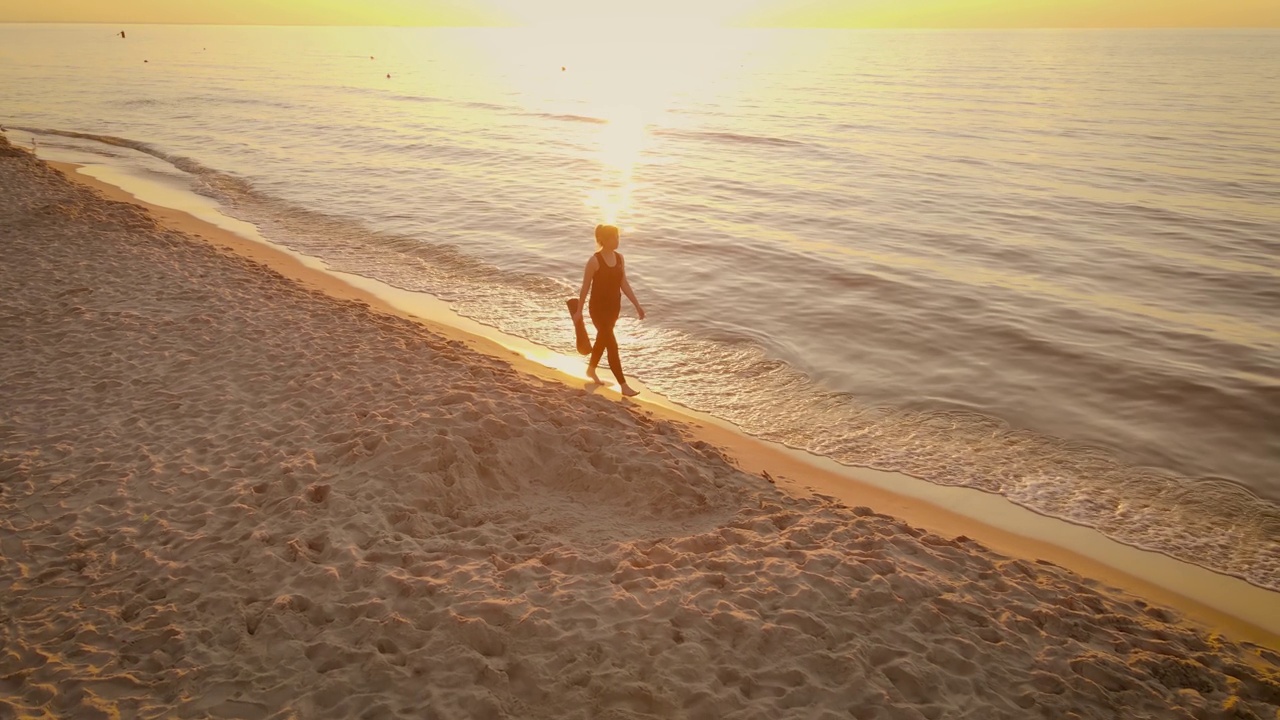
[574,256,597,319]
[621,272,645,320]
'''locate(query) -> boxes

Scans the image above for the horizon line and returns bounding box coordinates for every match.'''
[1,20,1277,30]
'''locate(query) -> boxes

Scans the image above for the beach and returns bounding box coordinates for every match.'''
[7,24,1279,596]
[2,133,1278,719]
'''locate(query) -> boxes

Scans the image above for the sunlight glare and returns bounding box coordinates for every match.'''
[474,26,767,227]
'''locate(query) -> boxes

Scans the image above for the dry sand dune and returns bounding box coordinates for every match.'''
[2,136,1278,719]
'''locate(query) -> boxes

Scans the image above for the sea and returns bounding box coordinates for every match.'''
[2,24,1277,590]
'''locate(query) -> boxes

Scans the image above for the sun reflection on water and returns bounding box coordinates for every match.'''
[586,108,649,225]
[465,27,770,227]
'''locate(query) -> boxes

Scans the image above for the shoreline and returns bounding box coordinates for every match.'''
[5,136,1279,718]
[44,156,1280,650]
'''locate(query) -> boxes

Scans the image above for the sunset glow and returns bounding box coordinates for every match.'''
[3,0,1276,27]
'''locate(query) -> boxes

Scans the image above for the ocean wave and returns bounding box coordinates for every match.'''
[459,100,513,112]
[384,93,447,105]
[653,128,808,148]
[112,97,167,109]
[194,94,298,111]
[524,112,608,125]
[14,127,257,200]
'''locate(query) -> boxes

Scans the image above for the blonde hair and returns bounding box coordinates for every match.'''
[595,224,619,251]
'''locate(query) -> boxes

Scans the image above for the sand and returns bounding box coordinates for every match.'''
[1,134,1277,719]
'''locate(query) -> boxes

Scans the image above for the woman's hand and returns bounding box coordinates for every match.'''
[636,305,646,321]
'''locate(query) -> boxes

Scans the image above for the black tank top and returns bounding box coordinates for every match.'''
[589,251,623,315]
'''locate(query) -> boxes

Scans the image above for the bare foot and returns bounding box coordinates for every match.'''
[586,367,605,385]
[620,384,640,397]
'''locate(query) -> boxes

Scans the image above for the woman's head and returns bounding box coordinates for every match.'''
[595,224,620,251]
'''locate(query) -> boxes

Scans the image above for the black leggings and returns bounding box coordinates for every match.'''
[589,308,625,385]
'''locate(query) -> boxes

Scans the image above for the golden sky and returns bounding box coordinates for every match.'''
[3,0,1277,27]
[745,0,1280,28]
[0,0,501,26]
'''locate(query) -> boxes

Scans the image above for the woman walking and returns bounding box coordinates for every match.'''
[573,224,645,397]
